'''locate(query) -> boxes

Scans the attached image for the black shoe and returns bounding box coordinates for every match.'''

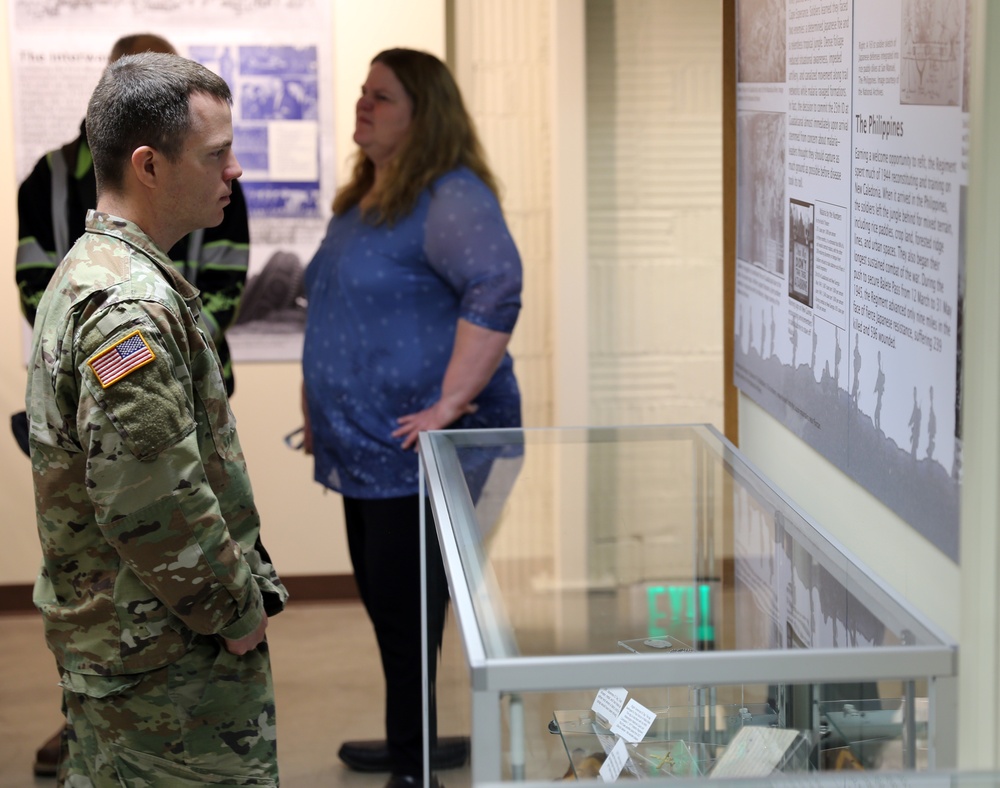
[385,775,443,788]
[33,727,65,778]
[338,736,469,772]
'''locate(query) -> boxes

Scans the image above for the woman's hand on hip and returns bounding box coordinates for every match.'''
[393,399,478,451]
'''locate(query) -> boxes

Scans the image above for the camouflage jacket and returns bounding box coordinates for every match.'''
[26,211,286,676]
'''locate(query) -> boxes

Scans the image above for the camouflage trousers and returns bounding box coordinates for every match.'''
[59,636,278,787]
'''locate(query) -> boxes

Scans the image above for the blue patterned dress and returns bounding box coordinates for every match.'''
[303,167,522,498]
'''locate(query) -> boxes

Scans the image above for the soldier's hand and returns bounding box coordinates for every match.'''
[223,612,268,655]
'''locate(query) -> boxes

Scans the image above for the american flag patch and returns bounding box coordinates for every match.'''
[88,330,156,388]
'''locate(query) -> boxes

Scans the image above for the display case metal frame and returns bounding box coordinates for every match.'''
[418,424,958,784]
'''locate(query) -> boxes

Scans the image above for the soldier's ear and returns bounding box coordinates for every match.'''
[130,146,159,189]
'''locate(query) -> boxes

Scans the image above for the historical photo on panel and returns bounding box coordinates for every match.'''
[788,199,814,307]
[233,250,307,334]
[736,0,786,83]
[737,111,786,275]
[900,0,962,106]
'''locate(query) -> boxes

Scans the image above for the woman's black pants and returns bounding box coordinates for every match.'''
[343,494,450,778]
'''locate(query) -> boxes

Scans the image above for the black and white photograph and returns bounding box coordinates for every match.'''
[737,110,786,275]
[788,199,814,308]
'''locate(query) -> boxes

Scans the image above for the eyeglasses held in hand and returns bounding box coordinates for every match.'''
[283,426,305,451]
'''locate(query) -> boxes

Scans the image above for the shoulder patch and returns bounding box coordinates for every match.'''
[88,329,156,388]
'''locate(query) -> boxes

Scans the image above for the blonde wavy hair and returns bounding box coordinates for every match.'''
[332,48,499,225]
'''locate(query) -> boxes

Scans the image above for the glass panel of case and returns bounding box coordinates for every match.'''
[419,424,956,783]
[480,684,925,781]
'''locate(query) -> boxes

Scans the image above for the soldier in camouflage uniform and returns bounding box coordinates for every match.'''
[15,34,253,780]
[26,52,286,787]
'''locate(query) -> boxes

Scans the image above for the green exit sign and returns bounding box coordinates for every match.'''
[647,584,714,641]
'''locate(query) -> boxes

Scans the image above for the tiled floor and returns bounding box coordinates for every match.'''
[0,601,474,788]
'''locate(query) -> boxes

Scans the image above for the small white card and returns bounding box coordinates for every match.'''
[609,698,656,744]
[592,687,628,727]
[709,726,803,778]
[598,737,629,782]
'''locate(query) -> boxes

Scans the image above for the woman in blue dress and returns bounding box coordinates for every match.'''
[301,48,522,787]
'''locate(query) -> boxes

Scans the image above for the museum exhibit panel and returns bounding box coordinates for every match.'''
[419,424,957,783]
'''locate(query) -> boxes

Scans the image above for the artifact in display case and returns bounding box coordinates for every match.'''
[551,685,803,781]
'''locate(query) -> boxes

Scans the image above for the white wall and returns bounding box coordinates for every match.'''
[586,0,724,430]
[953,0,1000,768]
[449,0,726,602]
[0,0,447,585]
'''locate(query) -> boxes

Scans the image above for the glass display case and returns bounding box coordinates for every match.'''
[418,424,957,784]
[478,773,1000,788]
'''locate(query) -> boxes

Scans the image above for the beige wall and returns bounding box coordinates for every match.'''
[0,3,41,585]
[0,1,447,585]
[0,2,728,597]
